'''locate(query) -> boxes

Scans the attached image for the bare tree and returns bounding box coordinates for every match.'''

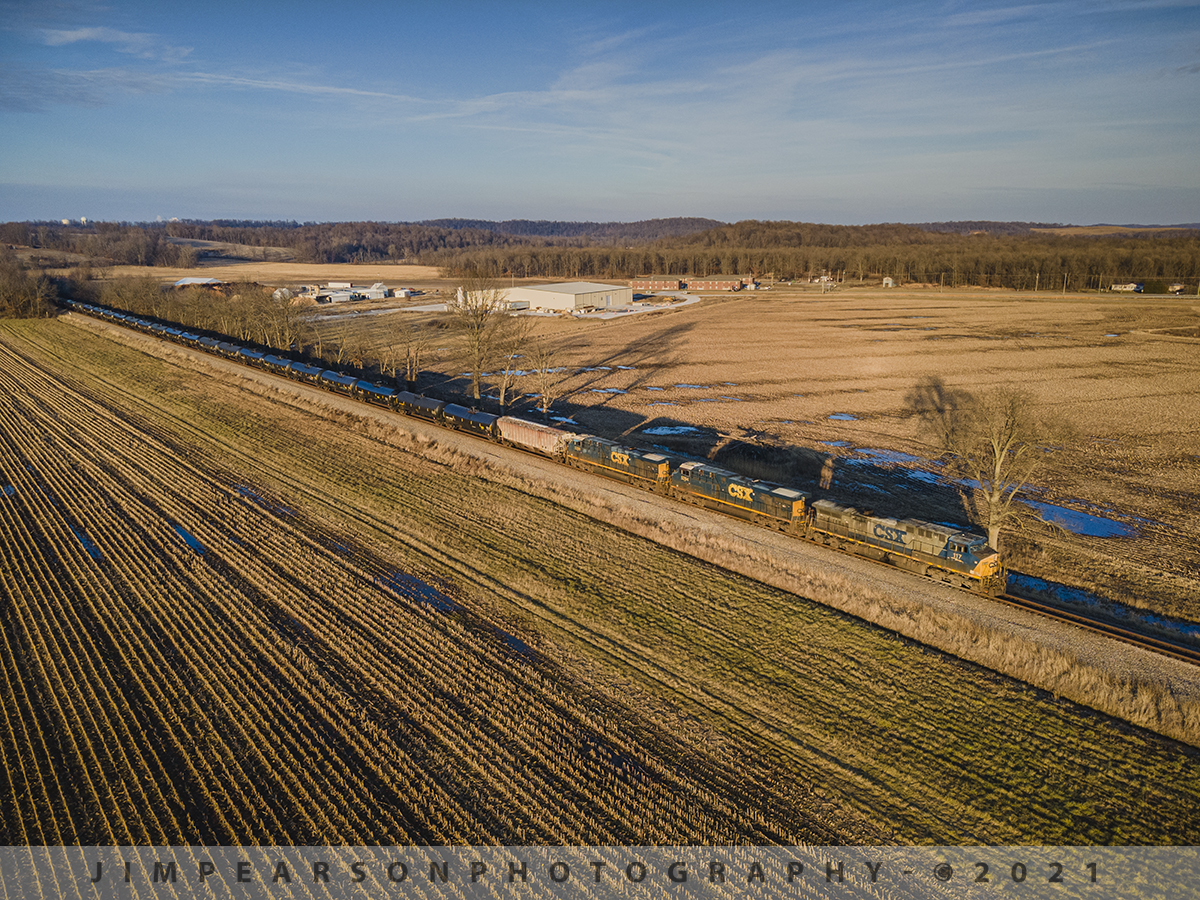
[332,319,358,366]
[306,322,326,363]
[492,314,534,413]
[395,319,434,391]
[525,336,565,421]
[907,376,1065,552]
[446,273,509,401]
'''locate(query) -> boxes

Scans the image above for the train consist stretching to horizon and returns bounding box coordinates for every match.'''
[61,298,1006,595]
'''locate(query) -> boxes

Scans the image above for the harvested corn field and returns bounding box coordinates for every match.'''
[0,329,852,845]
[2,319,1200,845]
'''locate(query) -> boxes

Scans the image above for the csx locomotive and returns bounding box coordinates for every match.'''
[62,299,1005,594]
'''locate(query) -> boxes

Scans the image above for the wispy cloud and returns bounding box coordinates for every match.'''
[0,65,169,111]
[177,71,426,103]
[40,26,192,62]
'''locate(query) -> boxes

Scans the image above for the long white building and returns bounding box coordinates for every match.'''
[503,281,632,312]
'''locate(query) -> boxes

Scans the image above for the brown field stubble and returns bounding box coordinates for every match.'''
[2,318,1200,845]
[312,287,1200,624]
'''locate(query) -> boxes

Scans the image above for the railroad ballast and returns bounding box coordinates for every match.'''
[64,299,1005,595]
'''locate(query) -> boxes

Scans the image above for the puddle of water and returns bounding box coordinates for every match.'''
[376,570,460,612]
[70,526,102,561]
[1009,573,1200,643]
[500,632,534,655]
[828,413,858,421]
[643,426,701,435]
[1023,500,1136,538]
[171,523,205,554]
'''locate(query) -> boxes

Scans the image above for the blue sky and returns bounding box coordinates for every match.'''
[2,0,1198,224]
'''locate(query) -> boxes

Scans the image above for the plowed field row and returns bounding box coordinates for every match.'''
[5,319,1200,846]
[0,338,846,845]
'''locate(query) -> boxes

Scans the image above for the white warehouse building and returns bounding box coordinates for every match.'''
[503,281,632,312]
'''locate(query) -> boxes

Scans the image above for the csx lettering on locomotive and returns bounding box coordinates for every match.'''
[728,484,755,501]
[610,451,630,466]
[873,524,906,543]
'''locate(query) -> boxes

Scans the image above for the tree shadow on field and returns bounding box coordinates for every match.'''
[709,439,830,485]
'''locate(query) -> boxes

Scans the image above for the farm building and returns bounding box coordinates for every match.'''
[503,281,633,312]
[686,278,754,291]
[631,279,683,291]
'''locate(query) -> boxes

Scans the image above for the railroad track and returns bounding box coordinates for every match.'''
[992,591,1200,666]
[64,305,1200,671]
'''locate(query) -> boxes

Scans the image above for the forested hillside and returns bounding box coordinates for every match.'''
[3,218,1197,289]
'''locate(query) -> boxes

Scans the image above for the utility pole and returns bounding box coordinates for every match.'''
[1063,273,1068,295]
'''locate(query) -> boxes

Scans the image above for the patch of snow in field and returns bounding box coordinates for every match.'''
[1,485,13,496]
[581,366,612,372]
[617,365,637,370]
[648,401,676,406]
[855,447,922,464]
[819,440,850,447]
[591,388,627,394]
[645,386,665,391]
[643,425,701,435]
[674,383,708,389]
[828,413,858,421]
[1023,500,1136,538]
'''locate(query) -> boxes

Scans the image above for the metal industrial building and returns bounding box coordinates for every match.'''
[503,281,632,312]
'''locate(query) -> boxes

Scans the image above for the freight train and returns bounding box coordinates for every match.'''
[61,299,1006,594]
